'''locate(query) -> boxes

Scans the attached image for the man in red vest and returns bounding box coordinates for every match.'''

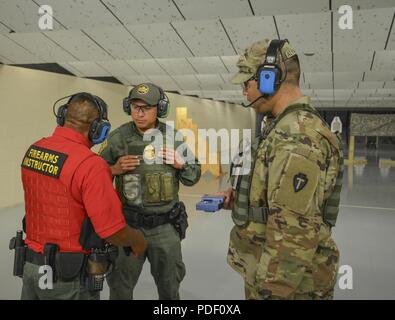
[16,92,147,300]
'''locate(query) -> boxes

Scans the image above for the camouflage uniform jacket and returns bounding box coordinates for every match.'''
[227,96,341,299]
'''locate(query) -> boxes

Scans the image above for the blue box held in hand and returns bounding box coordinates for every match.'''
[196,195,225,213]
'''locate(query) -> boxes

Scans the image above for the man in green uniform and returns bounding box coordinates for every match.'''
[219,39,343,299]
[100,83,201,300]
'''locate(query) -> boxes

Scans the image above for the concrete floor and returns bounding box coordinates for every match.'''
[1,145,394,300]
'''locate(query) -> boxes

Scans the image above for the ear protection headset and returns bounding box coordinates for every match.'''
[53,92,111,145]
[256,39,289,96]
[156,86,170,118]
[123,84,170,118]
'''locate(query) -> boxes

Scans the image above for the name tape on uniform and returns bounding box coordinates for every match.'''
[21,146,68,178]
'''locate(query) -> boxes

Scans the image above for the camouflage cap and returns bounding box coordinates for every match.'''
[230,39,297,85]
[129,83,162,106]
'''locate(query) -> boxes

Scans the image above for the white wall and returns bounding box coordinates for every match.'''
[0,64,254,208]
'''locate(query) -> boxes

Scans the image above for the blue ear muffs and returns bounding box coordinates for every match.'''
[256,39,287,96]
[257,66,281,96]
[54,93,111,145]
[89,120,111,144]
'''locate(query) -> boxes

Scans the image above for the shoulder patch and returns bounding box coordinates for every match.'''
[293,173,308,192]
[271,153,319,215]
[21,145,67,178]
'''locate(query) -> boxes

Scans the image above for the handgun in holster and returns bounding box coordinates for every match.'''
[86,245,118,292]
[9,230,26,278]
[43,243,59,283]
[169,202,188,240]
[79,217,119,292]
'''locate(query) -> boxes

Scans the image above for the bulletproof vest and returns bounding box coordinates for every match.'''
[21,138,96,254]
[322,132,344,227]
[231,103,344,227]
[230,138,262,227]
[115,123,179,215]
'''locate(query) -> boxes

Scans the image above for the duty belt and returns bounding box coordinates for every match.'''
[25,247,46,265]
[124,209,171,229]
[248,206,269,224]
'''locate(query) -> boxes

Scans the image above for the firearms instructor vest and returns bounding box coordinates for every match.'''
[21,130,96,254]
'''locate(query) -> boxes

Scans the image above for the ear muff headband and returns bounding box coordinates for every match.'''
[156,87,170,118]
[256,39,289,96]
[88,94,111,144]
[123,95,132,115]
[53,92,111,144]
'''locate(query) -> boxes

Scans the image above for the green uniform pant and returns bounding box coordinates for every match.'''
[106,223,186,300]
[21,262,99,300]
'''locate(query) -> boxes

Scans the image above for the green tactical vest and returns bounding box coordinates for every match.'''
[323,133,344,227]
[114,122,179,215]
[231,103,344,228]
[230,138,264,227]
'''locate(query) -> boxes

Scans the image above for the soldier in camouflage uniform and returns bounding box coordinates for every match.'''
[220,39,343,300]
[99,83,201,300]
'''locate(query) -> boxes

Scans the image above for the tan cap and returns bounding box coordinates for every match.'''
[230,39,297,85]
[129,83,162,106]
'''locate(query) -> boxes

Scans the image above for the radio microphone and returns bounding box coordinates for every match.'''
[241,94,268,108]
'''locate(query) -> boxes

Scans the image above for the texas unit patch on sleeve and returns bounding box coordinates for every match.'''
[293,173,308,192]
[21,145,68,178]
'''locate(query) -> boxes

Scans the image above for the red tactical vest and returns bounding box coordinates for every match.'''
[21,133,95,254]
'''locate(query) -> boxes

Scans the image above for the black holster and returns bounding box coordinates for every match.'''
[79,217,119,291]
[9,231,26,278]
[85,246,119,292]
[55,252,85,282]
[43,243,59,282]
[169,202,188,240]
